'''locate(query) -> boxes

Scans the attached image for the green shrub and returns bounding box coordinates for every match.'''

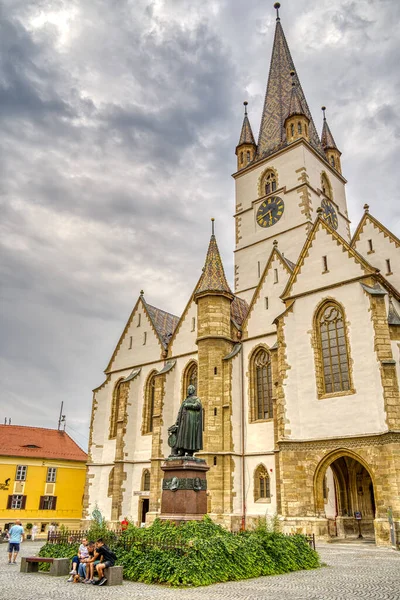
[38,517,319,585]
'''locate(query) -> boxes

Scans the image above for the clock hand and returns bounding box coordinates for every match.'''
[257,209,272,222]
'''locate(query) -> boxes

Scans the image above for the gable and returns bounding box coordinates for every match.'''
[106,299,163,373]
[168,298,198,357]
[244,251,291,338]
[352,215,400,293]
[283,219,375,299]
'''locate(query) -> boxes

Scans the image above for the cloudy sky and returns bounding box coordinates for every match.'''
[1,0,399,450]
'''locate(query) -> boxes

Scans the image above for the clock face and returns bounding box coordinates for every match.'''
[256,196,284,228]
[321,198,338,230]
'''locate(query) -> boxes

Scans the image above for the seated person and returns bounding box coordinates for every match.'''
[94,538,116,586]
[78,541,96,582]
[67,537,88,581]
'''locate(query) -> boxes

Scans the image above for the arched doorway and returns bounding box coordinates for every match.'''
[315,451,376,540]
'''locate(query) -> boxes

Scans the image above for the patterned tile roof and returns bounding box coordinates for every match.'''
[256,19,324,160]
[231,296,249,327]
[287,82,307,119]
[237,114,256,146]
[145,303,180,348]
[195,234,232,296]
[0,425,87,461]
[321,115,339,151]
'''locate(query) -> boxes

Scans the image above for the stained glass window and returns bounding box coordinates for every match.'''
[319,303,350,394]
[254,349,273,420]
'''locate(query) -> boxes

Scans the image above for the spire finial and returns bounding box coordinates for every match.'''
[364,203,369,213]
[316,206,323,215]
[273,239,278,247]
[321,106,326,121]
[274,2,281,20]
[290,70,296,87]
[211,217,215,236]
[140,289,144,296]
[243,101,248,116]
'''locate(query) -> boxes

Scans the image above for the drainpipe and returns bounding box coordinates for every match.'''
[240,343,246,530]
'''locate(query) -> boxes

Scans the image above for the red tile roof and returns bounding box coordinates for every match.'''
[0,425,87,462]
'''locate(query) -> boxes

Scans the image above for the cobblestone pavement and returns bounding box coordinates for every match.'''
[1,540,399,600]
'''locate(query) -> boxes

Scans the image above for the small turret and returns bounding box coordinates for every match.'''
[321,106,342,174]
[284,71,310,144]
[235,101,256,171]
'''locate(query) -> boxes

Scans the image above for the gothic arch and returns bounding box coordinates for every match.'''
[312,298,354,398]
[141,468,151,491]
[314,448,377,517]
[142,370,157,435]
[258,166,279,198]
[248,344,273,422]
[321,171,333,200]
[109,378,125,439]
[254,463,271,501]
[182,360,198,401]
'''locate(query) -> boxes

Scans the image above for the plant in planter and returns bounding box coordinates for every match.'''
[25,523,33,540]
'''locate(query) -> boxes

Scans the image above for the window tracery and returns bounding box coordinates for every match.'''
[254,464,271,501]
[142,371,157,434]
[316,302,351,395]
[250,348,273,422]
[258,168,278,198]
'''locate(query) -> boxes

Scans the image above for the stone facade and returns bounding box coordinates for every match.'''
[85,8,400,546]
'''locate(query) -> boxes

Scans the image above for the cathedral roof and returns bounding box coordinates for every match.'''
[321,109,339,151]
[145,302,180,348]
[256,16,324,161]
[231,296,249,327]
[195,228,233,297]
[237,103,256,147]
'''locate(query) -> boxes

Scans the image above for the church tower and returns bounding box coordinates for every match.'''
[194,221,235,523]
[233,3,350,302]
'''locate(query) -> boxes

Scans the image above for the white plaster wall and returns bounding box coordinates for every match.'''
[87,465,113,520]
[352,219,400,292]
[125,464,151,524]
[110,303,163,372]
[232,455,243,515]
[169,300,197,357]
[245,255,290,338]
[289,223,365,298]
[283,282,387,440]
[244,455,277,517]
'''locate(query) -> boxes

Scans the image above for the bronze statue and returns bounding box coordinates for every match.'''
[168,385,203,457]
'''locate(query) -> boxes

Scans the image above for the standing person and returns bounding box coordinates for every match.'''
[94,538,116,586]
[7,520,24,564]
[31,524,38,541]
[120,517,129,531]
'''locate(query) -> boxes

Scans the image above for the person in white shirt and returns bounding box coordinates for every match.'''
[31,524,38,541]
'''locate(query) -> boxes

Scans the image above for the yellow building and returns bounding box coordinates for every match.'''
[0,425,87,535]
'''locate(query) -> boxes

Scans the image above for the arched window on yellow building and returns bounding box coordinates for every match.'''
[254,464,271,501]
[250,347,273,422]
[316,301,352,395]
[142,371,157,434]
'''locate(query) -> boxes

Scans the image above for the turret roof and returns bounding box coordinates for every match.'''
[321,110,340,151]
[286,79,308,120]
[256,17,324,160]
[237,104,256,147]
[195,230,233,297]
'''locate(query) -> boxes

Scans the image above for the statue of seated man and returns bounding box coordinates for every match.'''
[168,385,203,457]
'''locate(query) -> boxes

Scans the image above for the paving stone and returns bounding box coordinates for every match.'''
[1,540,399,600]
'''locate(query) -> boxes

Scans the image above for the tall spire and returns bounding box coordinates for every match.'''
[256,5,324,160]
[236,101,257,170]
[195,221,233,297]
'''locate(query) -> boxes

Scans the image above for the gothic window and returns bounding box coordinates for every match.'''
[240,151,243,164]
[254,465,271,501]
[291,123,294,137]
[321,172,333,200]
[250,348,273,422]
[298,122,302,134]
[259,169,278,197]
[109,380,123,439]
[246,150,250,162]
[183,361,198,400]
[142,371,157,434]
[142,469,151,491]
[330,155,335,167]
[317,302,351,395]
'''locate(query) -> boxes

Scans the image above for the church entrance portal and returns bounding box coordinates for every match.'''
[317,453,376,540]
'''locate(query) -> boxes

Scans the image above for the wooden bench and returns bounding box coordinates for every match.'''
[20,557,70,576]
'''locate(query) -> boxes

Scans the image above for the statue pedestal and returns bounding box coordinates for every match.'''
[160,457,210,523]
